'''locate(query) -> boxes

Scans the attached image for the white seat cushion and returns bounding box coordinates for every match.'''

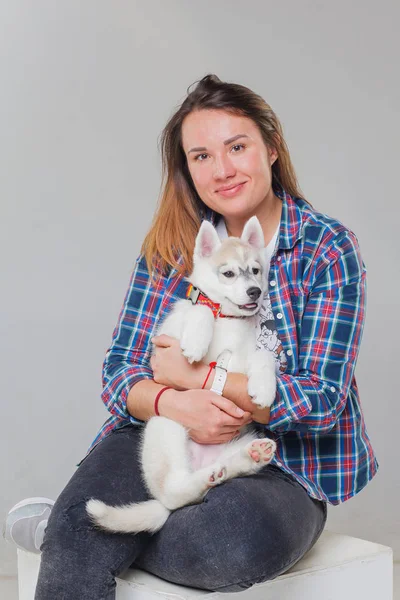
[17,530,393,600]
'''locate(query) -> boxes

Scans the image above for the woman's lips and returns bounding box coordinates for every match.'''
[216,182,246,197]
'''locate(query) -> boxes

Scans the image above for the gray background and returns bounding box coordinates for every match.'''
[1,0,399,577]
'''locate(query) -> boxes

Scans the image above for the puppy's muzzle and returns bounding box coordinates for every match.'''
[246,287,262,301]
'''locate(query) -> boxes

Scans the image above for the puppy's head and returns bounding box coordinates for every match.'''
[191,216,266,317]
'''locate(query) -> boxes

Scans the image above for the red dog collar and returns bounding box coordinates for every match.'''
[186,284,245,319]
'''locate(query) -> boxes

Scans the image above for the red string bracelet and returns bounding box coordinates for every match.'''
[202,361,217,389]
[154,386,171,416]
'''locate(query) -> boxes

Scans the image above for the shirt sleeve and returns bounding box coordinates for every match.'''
[267,230,366,433]
[101,255,162,424]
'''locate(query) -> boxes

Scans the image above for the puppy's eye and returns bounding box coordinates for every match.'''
[252,268,260,275]
[223,271,235,278]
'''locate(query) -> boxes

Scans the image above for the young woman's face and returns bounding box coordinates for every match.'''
[181,109,278,220]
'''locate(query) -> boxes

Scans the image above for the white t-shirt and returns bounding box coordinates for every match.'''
[215,219,286,374]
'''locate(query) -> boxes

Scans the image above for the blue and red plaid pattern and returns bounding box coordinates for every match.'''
[86,187,378,504]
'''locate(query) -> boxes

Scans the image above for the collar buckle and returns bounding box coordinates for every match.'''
[188,285,200,305]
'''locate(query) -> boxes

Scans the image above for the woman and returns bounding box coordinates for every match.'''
[6,74,378,598]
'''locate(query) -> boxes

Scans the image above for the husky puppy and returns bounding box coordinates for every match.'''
[87,216,277,534]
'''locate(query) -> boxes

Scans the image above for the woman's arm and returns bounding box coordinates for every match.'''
[101,256,157,423]
[207,371,271,425]
[126,379,175,421]
[127,370,266,425]
[127,379,252,443]
[266,230,366,433]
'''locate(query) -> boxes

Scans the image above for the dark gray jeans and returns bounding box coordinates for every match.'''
[35,424,327,599]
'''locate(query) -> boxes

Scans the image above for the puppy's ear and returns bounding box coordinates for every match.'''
[194,221,221,258]
[241,216,264,250]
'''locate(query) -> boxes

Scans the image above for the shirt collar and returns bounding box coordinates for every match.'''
[201,205,219,226]
[274,184,303,250]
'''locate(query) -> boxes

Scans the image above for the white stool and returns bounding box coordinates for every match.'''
[17,530,393,600]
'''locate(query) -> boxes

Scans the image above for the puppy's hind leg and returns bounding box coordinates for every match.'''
[141,417,192,501]
[210,434,276,480]
[162,463,227,509]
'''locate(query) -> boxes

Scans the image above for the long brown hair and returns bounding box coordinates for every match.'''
[142,74,305,278]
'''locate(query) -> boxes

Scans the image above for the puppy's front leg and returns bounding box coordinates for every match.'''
[180,305,215,364]
[247,349,277,408]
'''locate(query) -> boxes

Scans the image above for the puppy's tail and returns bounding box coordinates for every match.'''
[86,498,171,534]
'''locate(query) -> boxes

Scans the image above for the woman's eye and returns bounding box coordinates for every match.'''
[194,144,245,162]
[232,143,245,153]
[252,268,260,275]
[223,271,235,278]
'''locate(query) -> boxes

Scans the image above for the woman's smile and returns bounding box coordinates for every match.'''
[216,181,247,197]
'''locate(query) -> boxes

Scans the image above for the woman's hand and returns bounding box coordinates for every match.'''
[249,405,271,425]
[160,388,253,444]
[151,334,207,390]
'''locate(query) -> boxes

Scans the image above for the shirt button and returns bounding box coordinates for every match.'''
[330,386,336,392]
[287,349,293,356]
[277,313,283,319]
[270,280,276,286]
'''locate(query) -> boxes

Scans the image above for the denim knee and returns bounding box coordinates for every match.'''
[40,496,95,549]
[36,498,144,600]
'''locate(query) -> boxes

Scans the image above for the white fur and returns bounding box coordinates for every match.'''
[86,217,277,534]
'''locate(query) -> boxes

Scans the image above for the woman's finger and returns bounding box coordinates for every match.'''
[210,394,250,419]
[222,421,251,430]
[191,431,240,444]
[213,434,240,443]
[152,334,176,348]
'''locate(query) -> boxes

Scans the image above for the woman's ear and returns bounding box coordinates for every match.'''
[194,221,221,258]
[268,136,279,166]
[270,147,278,166]
[241,216,265,250]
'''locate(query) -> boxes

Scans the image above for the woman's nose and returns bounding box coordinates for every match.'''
[213,154,236,179]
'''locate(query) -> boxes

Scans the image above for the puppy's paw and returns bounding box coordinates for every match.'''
[245,438,276,465]
[180,336,209,364]
[247,349,277,407]
[180,306,214,363]
[206,465,227,488]
[248,370,276,408]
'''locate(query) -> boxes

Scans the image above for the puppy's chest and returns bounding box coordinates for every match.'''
[204,319,255,373]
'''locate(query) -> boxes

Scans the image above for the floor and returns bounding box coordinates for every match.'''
[0,576,18,599]
[1,563,400,598]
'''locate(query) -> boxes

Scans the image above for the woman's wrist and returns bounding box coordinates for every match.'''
[157,387,183,419]
[200,362,215,390]
[182,362,211,390]
[178,365,271,424]
[221,372,271,424]
[202,367,255,411]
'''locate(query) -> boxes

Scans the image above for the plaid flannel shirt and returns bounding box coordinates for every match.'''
[86,187,378,504]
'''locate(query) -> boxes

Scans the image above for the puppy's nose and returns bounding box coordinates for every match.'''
[246,287,261,301]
